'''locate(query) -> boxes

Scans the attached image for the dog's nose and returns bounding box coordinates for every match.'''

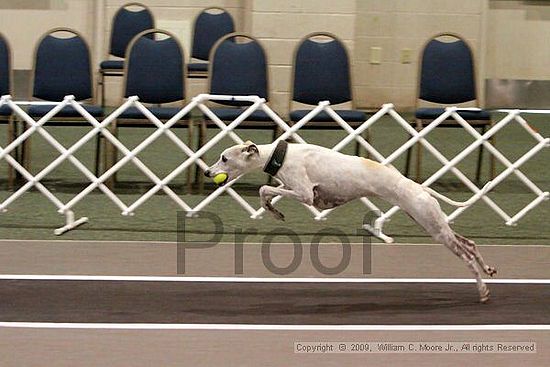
[204,169,211,177]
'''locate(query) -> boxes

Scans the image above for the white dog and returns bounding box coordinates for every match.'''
[205,140,497,302]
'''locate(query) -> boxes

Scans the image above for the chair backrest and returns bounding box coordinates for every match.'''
[291,32,353,106]
[124,29,185,104]
[0,33,11,96]
[109,2,154,58]
[32,28,93,101]
[191,7,235,61]
[418,33,477,105]
[208,33,268,106]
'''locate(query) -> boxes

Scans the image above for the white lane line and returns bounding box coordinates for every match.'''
[0,322,548,331]
[496,109,550,114]
[0,239,548,247]
[0,275,548,284]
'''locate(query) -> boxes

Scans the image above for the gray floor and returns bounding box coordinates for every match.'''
[1,280,548,324]
[0,240,548,367]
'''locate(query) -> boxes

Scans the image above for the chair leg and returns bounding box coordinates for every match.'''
[267,126,281,185]
[415,143,423,182]
[7,117,15,189]
[272,125,279,142]
[404,135,412,177]
[105,121,117,190]
[365,129,371,159]
[22,122,31,175]
[99,72,105,108]
[414,120,423,182]
[196,121,207,194]
[352,128,370,158]
[489,124,496,180]
[94,134,102,176]
[475,125,486,184]
[13,117,20,166]
[186,120,194,194]
[13,117,20,181]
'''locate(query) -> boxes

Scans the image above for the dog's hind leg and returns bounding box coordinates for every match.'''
[435,231,490,303]
[454,232,497,277]
[396,191,492,302]
[461,251,491,303]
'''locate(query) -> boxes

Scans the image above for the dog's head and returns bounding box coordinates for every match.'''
[204,141,260,186]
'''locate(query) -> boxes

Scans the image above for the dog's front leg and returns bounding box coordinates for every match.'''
[259,185,314,221]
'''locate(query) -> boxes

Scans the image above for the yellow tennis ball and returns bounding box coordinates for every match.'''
[213,173,228,185]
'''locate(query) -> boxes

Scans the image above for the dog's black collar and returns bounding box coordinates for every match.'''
[263,140,288,177]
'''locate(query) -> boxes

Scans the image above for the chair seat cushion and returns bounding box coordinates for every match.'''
[0,104,12,116]
[289,109,366,123]
[416,108,491,121]
[187,63,208,73]
[118,106,187,120]
[100,60,124,70]
[204,108,273,122]
[28,104,104,118]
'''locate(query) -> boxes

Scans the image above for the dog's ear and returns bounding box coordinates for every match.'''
[242,142,259,157]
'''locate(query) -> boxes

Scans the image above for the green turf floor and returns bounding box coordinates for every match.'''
[0,112,548,245]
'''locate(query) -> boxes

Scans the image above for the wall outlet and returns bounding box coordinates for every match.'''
[370,47,382,64]
[401,48,413,64]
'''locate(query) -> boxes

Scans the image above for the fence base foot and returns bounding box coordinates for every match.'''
[362,223,394,244]
[54,211,88,235]
[249,211,263,219]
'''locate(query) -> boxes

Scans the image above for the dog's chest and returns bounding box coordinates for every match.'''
[312,185,352,210]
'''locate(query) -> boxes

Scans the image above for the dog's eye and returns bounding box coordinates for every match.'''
[221,155,228,163]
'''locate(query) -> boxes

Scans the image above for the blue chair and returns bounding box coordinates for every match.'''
[289,32,367,154]
[408,32,494,183]
[201,33,274,137]
[198,33,274,189]
[188,7,235,78]
[26,28,104,174]
[0,32,16,187]
[98,2,154,106]
[106,29,191,188]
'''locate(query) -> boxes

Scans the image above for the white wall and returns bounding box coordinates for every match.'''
[485,0,550,80]
[0,0,95,70]
[1,0,549,110]
[245,0,357,115]
[354,0,485,109]
[101,0,244,104]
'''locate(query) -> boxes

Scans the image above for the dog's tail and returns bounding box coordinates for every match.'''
[424,181,493,207]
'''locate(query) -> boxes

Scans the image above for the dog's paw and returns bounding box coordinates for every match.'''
[271,209,285,221]
[479,287,490,303]
[480,294,491,303]
[263,201,285,221]
[484,266,497,277]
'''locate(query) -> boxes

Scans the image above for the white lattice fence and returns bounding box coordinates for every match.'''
[0,94,548,238]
